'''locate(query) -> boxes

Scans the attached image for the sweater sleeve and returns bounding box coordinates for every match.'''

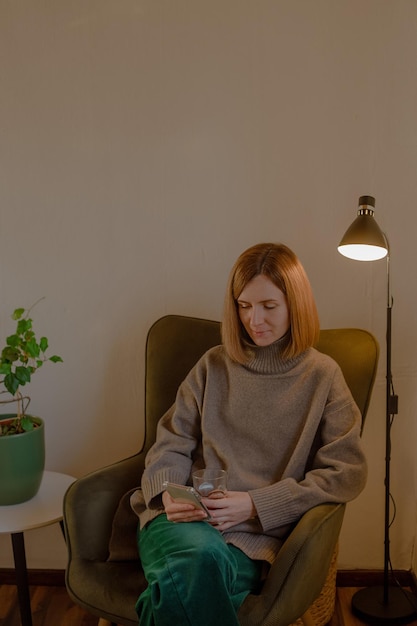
[249,366,367,532]
[140,363,205,507]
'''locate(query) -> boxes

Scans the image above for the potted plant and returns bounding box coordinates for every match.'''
[0,300,62,505]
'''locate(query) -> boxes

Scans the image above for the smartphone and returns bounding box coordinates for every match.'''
[163,481,211,520]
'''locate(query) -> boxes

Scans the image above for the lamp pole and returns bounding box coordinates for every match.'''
[384,251,393,605]
[339,196,417,624]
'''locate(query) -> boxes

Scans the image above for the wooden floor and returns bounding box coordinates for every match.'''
[0,584,97,626]
[1,584,417,625]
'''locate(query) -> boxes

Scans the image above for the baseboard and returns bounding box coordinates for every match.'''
[337,569,417,593]
[0,567,416,593]
[0,568,65,586]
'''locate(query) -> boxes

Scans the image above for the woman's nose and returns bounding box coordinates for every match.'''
[250,306,263,326]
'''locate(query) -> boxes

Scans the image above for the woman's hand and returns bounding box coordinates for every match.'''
[162,489,257,530]
[203,491,257,531]
[162,490,208,523]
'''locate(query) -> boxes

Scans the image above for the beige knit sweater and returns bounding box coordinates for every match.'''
[131,335,367,564]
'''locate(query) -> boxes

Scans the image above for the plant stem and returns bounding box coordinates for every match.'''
[16,391,23,418]
[26,296,46,318]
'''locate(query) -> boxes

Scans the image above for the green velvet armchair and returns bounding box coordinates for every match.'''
[63,315,378,626]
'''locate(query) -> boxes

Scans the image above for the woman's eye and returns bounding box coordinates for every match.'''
[264,304,276,310]
[238,303,250,309]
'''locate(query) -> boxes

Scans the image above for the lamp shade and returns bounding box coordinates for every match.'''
[338,195,388,261]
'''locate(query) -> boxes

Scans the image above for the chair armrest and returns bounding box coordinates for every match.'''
[239,503,345,626]
[63,453,145,562]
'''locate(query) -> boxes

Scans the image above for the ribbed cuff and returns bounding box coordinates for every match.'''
[249,479,300,531]
[142,469,188,507]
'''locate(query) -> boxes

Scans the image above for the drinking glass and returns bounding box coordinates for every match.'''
[192,469,227,498]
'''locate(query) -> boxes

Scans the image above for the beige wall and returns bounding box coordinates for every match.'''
[1,0,416,573]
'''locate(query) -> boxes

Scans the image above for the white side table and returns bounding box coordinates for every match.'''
[0,470,76,626]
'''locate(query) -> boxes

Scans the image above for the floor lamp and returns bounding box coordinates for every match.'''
[338,195,417,624]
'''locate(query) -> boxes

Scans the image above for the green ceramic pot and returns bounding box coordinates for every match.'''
[0,415,45,505]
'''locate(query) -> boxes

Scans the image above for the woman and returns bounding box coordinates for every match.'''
[131,242,367,626]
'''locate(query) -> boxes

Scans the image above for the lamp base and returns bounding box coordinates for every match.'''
[352,586,417,624]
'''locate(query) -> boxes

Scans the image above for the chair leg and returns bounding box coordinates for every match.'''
[301,609,316,626]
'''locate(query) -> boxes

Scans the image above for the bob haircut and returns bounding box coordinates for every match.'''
[222,243,320,363]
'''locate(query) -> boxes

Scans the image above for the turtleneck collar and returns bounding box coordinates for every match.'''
[242,331,306,375]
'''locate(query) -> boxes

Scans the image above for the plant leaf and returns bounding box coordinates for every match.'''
[1,346,19,363]
[4,372,19,395]
[6,334,20,348]
[49,355,63,363]
[12,308,25,320]
[40,336,48,352]
[25,338,40,358]
[17,319,32,334]
[21,416,35,431]
[0,362,11,375]
[15,366,31,385]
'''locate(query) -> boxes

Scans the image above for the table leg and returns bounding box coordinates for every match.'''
[11,532,33,626]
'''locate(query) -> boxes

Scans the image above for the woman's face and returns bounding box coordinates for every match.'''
[237,274,290,347]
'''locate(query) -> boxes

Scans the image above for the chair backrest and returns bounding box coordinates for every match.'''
[315,328,379,431]
[143,315,379,452]
[144,315,222,452]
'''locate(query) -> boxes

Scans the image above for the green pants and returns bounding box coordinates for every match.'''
[136,514,263,626]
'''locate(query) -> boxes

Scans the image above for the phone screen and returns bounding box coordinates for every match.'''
[163,482,211,519]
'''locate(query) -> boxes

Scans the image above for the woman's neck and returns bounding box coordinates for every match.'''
[242,332,304,374]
